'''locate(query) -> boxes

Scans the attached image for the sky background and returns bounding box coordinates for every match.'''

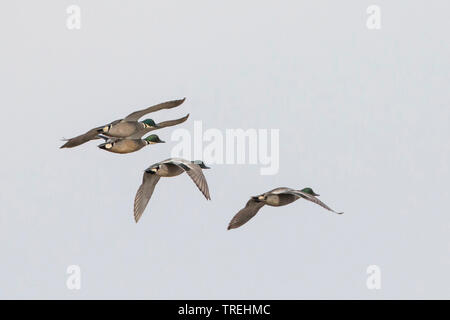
[1,1,449,299]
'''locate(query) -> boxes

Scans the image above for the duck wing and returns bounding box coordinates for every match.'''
[60,119,123,148]
[134,172,161,222]
[166,158,211,200]
[284,190,343,214]
[127,114,190,139]
[124,98,186,122]
[228,199,265,230]
[60,127,103,148]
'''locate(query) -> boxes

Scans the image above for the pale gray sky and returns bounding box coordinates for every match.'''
[0,1,449,299]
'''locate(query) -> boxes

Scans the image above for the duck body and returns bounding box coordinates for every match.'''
[264,193,298,206]
[98,139,147,154]
[151,163,185,177]
[98,134,165,154]
[259,187,300,207]
[102,121,149,138]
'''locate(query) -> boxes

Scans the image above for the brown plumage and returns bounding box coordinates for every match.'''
[134,158,211,223]
[60,98,186,148]
[228,187,343,230]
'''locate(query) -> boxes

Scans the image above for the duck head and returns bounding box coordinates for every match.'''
[142,118,159,128]
[300,187,320,196]
[192,160,210,169]
[144,134,165,144]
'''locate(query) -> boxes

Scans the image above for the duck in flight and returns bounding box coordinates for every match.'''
[60,98,186,148]
[228,187,343,230]
[134,158,211,223]
[97,134,165,154]
[96,114,189,154]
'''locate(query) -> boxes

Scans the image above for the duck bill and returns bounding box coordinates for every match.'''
[98,143,107,150]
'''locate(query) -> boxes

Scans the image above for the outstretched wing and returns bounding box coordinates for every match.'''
[167,159,211,200]
[60,119,122,149]
[127,114,190,139]
[134,172,161,223]
[124,98,186,121]
[60,127,103,148]
[284,190,343,214]
[227,199,265,230]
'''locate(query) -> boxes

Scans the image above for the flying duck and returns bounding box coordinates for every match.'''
[97,134,165,154]
[134,158,211,223]
[228,187,343,230]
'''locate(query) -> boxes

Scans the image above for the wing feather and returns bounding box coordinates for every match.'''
[227,199,265,230]
[127,114,190,139]
[134,173,161,222]
[60,119,122,148]
[60,127,103,148]
[168,159,211,200]
[285,190,343,214]
[124,98,186,121]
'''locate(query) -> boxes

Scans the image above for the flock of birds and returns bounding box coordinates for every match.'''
[61,98,343,229]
